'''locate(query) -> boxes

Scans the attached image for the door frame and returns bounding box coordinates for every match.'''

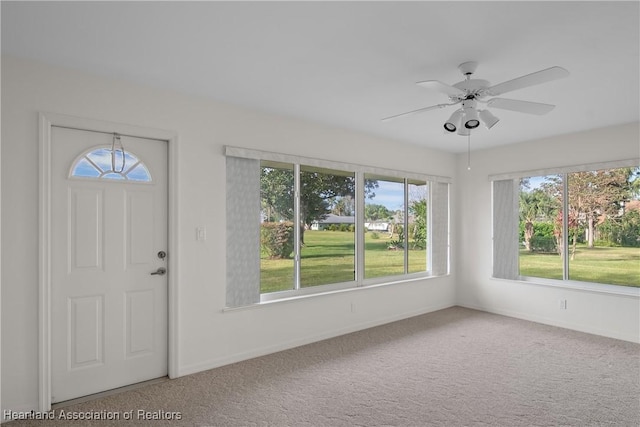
[38,112,180,411]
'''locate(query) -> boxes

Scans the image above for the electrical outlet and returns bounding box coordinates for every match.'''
[196,226,207,241]
[559,299,567,310]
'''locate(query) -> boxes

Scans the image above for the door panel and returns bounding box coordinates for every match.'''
[51,126,168,403]
[69,188,104,271]
[125,290,155,357]
[68,295,104,369]
[127,191,154,266]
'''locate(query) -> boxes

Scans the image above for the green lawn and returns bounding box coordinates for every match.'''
[260,230,427,293]
[261,233,640,292]
[519,245,640,287]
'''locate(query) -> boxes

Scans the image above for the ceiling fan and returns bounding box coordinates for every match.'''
[382,61,569,135]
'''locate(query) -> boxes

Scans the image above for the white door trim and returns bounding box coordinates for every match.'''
[38,112,180,411]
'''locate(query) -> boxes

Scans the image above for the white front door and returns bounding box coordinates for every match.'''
[50,126,168,403]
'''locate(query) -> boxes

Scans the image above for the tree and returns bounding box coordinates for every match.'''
[364,203,392,222]
[261,166,378,243]
[409,199,427,249]
[544,168,635,257]
[554,209,580,260]
[567,169,632,248]
[261,167,294,222]
[599,209,640,247]
[299,171,353,242]
[330,195,355,216]
[626,167,640,199]
[519,187,559,251]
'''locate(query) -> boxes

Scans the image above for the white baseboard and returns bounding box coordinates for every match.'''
[457,302,640,344]
[178,303,455,377]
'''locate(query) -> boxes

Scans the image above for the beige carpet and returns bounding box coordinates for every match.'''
[6,307,640,426]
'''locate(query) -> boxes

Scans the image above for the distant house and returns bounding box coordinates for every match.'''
[364,221,390,232]
[310,214,355,230]
[311,215,393,231]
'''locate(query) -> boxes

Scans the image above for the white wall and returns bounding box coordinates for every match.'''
[1,56,457,414]
[455,123,640,343]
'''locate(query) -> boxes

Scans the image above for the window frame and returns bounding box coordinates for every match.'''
[491,158,640,295]
[69,145,153,183]
[225,146,451,306]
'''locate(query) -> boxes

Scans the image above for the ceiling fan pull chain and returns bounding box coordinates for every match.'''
[467,134,472,171]
[111,133,126,173]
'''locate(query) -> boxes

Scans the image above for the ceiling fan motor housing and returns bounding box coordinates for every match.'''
[451,79,490,101]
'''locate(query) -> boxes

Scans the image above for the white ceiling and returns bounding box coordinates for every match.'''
[2,1,639,153]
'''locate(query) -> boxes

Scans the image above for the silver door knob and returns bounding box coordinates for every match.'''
[150,267,167,276]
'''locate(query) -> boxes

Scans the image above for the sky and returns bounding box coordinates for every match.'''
[366,180,427,211]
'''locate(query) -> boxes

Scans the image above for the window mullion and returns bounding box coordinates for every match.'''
[427,182,433,273]
[355,172,365,285]
[294,163,301,290]
[404,179,409,274]
[562,173,569,281]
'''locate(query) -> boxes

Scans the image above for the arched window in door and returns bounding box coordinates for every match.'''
[70,147,152,182]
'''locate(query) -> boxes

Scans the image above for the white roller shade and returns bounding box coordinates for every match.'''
[226,156,261,307]
[430,182,450,276]
[492,179,519,280]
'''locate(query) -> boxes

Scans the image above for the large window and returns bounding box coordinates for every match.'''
[260,161,295,294]
[518,174,563,280]
[260,163,356,293]
[226,147,450,307]
[363,176,428,279]
[364,175,405,279]
[494,162,640,288]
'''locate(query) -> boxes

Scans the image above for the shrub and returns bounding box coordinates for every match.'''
[534,222,555,238]
[339,223,350,232]
[599,211,640,247]
[530,235,557,253]
[521,221,558,251]
[396,224,404,243]
[388,240,404,250]
[370,232,380,239]
[410,223,426,250]
[348,225,355,232]
[593,239,619,248]
[260,222,294,259]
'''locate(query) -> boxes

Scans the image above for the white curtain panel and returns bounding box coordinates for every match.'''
[226,156,261,307]
[492,179,519,280]
[430,182,450,276]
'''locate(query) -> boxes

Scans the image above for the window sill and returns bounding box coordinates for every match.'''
[223,273,447,312]
[491,275,640,298]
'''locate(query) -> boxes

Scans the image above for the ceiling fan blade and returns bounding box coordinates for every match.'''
[487,98,556,115]
[485,66,569,96]
[416,80,465,97]
[381,103,457,122]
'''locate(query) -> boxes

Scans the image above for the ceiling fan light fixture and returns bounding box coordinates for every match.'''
[443,109,463,133]
[463,110,480,129]
[479,109,500,129]
[457,121,471,136]
[461,99,480,129]
[465,118,480,129]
